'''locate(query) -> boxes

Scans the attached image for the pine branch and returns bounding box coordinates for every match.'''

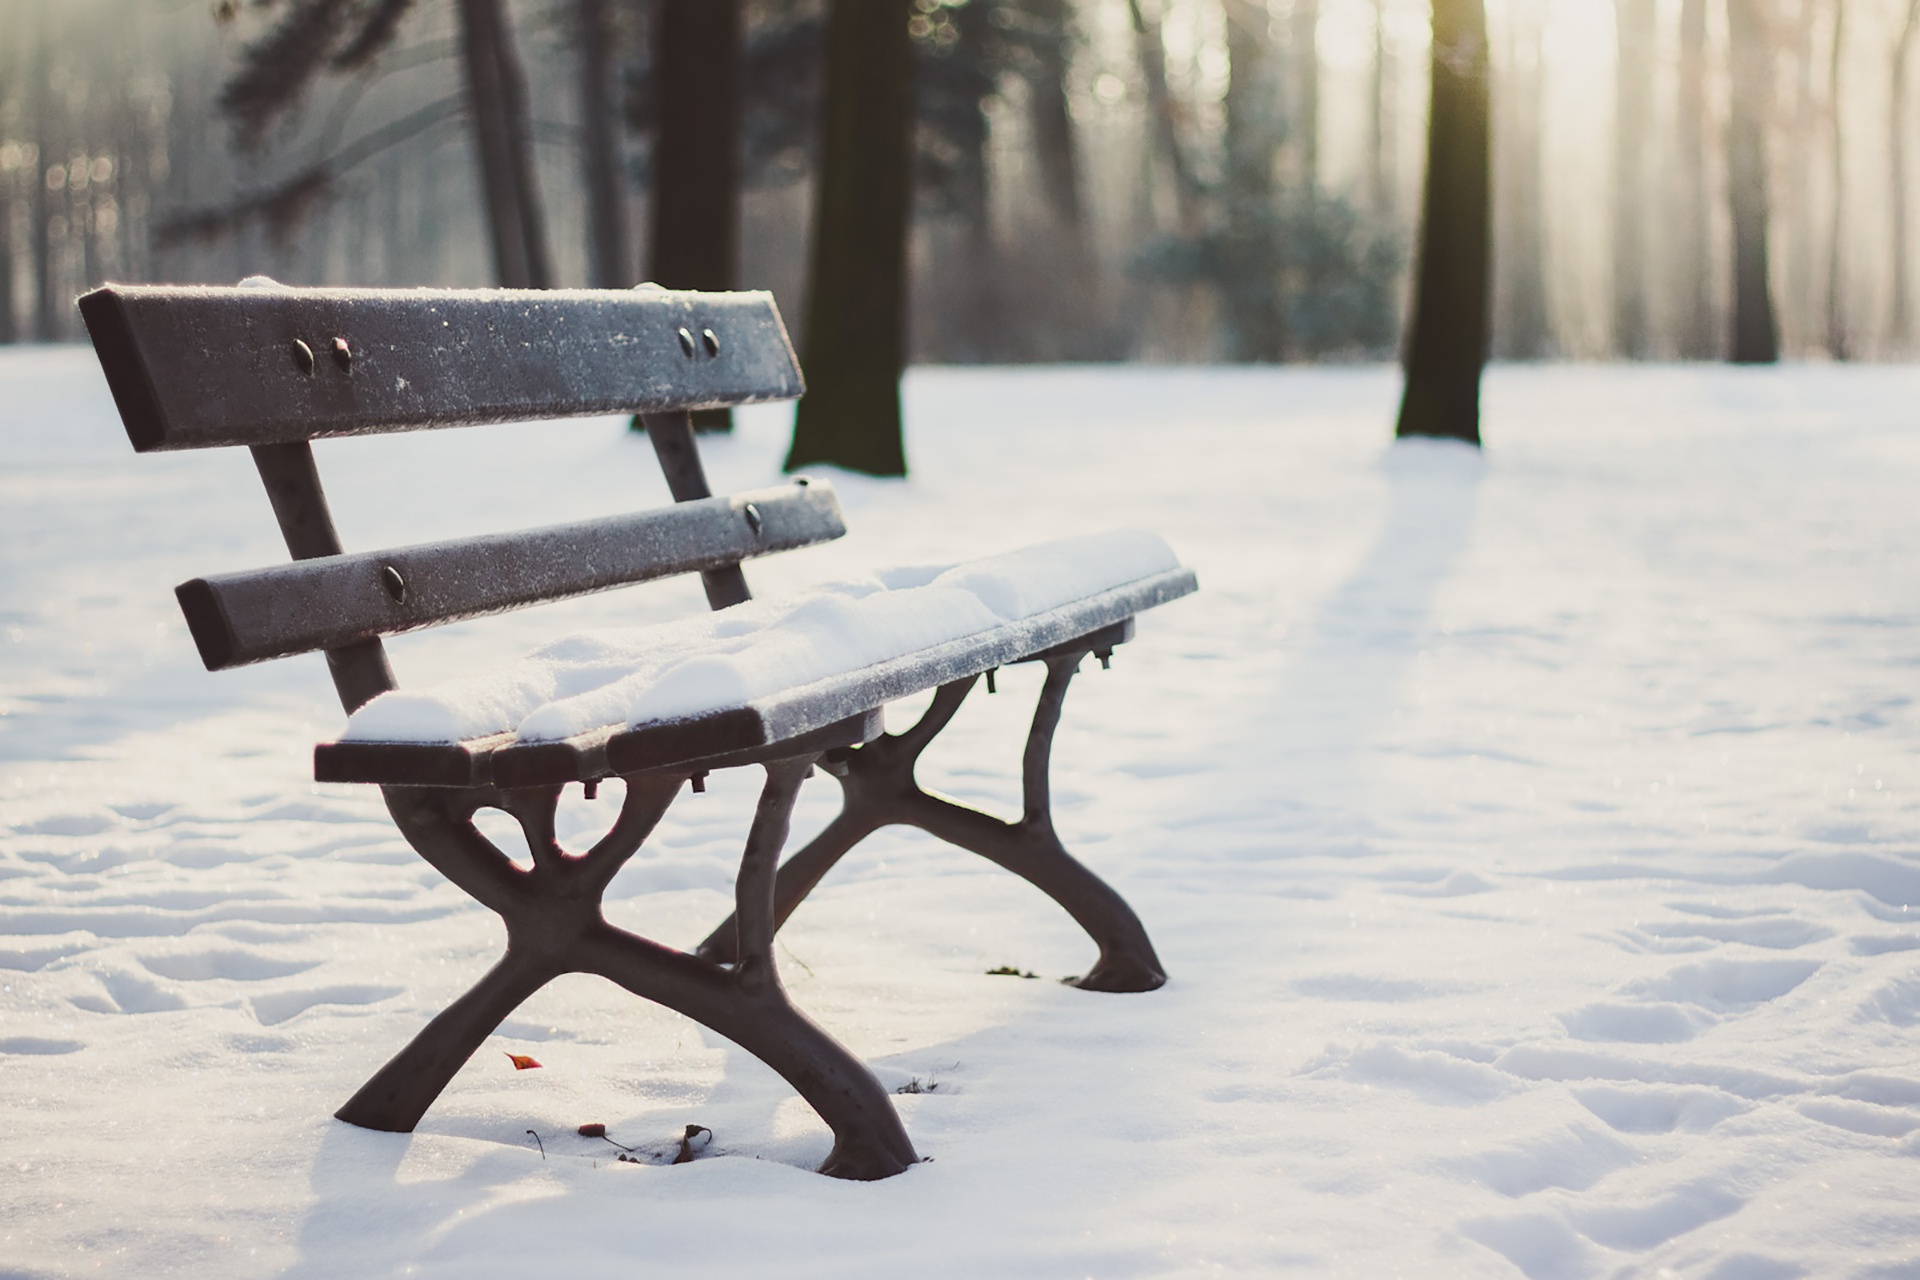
[332,0,418,70]
[157,95,465,248]
[219,0,356,151]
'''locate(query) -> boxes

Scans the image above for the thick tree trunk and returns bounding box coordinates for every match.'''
[1027,0,1083,231]
[456,0,553,289]
[1495,0,1549,359]
[1726,0,1779,363]
[650,0,742,431]
[1395,0,1490,444]
[575,0,630,289]
[1612,0,1654,357]
[650,0,742,292]
[786,0,913,477]
[1826,0,1847,359]
[1891,0,1919,349]
[1674,0,1714,358]
[1223,0,1285,361]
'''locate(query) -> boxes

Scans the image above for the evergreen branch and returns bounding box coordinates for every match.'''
[157,95,465,248]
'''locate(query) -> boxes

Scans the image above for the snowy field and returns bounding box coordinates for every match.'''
[3,349,1918,1278]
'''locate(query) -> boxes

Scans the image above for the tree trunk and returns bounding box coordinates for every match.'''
[1368,0,1395,219]
[1612,0,1654,357]
[33,127,59,341]
[786,0,914,477]
[1027,0,1083,232]
[650,0,741,292]
[575,0,630,289]
[1223,0,1285,361]
[1674,0,1714,357]
[1495,0,1548,358]
[456,0,553,289]
[1396,0,1489,445]
[1127,0,1200,229]
[1726,0,1779,363]
[1890,0,1919,349]
[1826,0,1847,359]
[0,170,16,344]
[1293,0,1321,193]
[650,0,742,431]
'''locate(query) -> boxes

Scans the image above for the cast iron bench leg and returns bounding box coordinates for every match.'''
[334,760,917,1180]
[697,646,1167,993]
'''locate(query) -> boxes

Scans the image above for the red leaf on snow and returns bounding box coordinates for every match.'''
[504,1053,543,1070]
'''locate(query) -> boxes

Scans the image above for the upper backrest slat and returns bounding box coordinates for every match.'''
[79,284,804,452]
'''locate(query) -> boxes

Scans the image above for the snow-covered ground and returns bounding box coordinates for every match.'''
[3,350,1918,1278]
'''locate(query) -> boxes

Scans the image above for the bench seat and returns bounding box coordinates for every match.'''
[316,529,1198,788]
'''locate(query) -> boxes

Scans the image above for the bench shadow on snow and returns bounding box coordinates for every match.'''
[277,1010,1160,1276]
[1221,438,1484,824]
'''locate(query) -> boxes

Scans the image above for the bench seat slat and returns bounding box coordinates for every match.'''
[313,568,1197,787]
[78,285,803,453]
[177,481,844,670]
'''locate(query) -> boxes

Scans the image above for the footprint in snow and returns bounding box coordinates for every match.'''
[251,984,404,1027]
[0,1036,85,1055]
[1571,1084,1748,1135]
[69,970,188,1015]
[138,948,319,982]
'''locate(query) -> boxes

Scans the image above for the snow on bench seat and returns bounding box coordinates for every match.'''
[314,530,1197,788]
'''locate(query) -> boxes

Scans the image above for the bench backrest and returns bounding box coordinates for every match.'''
[79,282,839,716]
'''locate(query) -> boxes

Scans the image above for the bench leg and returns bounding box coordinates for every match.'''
[337,765,917,1179]
[697,653,1167,993]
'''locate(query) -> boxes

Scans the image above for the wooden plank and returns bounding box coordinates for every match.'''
[78,284,803,453]
[177,480,844,670]
[313,568,1197,787]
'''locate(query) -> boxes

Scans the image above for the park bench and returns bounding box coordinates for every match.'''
[77,280,1197,1180]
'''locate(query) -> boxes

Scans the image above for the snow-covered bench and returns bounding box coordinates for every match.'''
[78,281,1196,1181]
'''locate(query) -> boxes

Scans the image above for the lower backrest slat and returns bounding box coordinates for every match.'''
[178,480,843,670]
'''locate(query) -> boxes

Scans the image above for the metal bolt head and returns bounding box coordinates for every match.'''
[676,327,696,357]
[701,328,720,357]
[331,337,353,371]
[744,502,763,534]
[291,339,315,375]
[380,564,407,603]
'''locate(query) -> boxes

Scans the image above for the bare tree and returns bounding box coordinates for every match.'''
[1613,0,1654,356]
[1368,0,1395,220]
[1027,0,1082,231]
[575,0,630,289]
[1222,0,1285,360]
[1726,0,1779,363]
[1396,0,1490,443]
[1293,0,1321,192]
[787,0,914,476]
[31,24,58,342]
[1496,0,1549,359]
[1826,0,1848,358]
[1674,0,1715,357]
[1128,0,1200,229]
[1891,0,1920,348]
[456,0,551,287]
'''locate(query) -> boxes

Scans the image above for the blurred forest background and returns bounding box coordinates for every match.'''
[0,0,1914,363]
